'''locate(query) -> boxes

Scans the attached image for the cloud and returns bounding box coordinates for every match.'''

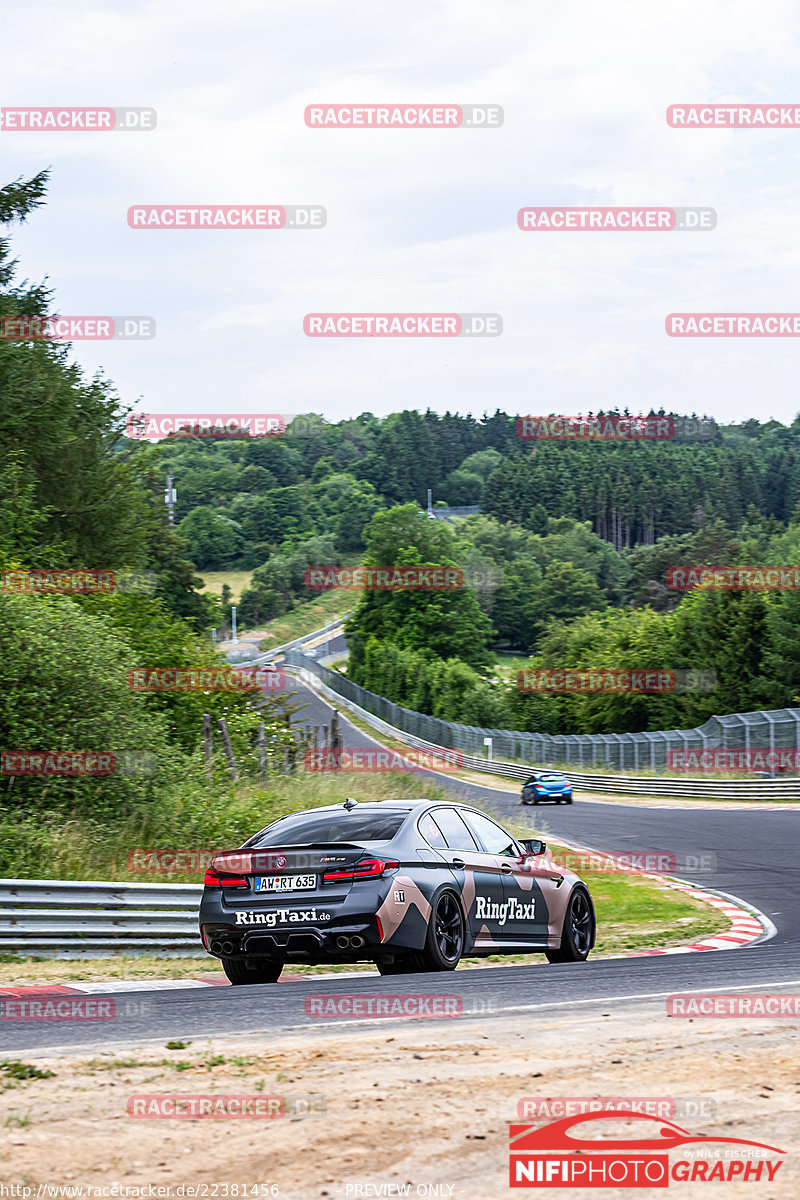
[4,0,800,424]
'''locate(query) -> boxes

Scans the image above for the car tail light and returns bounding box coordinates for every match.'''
[204,866,249,888]
[322,857,399,884]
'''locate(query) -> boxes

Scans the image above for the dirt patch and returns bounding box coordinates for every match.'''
[1,1003,798,1197]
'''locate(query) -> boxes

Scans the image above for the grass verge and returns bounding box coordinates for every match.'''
[196,571,253,604]
[254,590,355,649]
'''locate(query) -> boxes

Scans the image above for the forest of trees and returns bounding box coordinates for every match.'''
[5,168,800,768]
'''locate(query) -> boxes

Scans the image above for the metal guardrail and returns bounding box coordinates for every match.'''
[227,620,800,797]
[287,661,800,800]
[0,879,204,958]
[286,653,800,773]
[233,617,346,668]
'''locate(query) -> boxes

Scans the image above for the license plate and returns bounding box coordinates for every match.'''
[255,874,316,893]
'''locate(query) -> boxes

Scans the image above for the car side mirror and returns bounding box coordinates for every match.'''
[522,839,546,855]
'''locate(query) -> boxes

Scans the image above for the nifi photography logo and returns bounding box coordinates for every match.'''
[509,1111,785,1187]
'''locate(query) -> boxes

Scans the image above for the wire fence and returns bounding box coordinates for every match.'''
[282,651,800,773]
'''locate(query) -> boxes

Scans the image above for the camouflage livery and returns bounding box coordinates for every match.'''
[199,799,595,982]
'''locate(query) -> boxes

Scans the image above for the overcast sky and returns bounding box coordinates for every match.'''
[4,0,800,428]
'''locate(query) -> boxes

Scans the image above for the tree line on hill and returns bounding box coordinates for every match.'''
[4,167,800,805]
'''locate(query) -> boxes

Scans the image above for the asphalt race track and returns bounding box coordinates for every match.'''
[3,672,798,1054]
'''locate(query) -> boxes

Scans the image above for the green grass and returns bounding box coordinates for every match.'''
[0,1060,55,1081]
[196,571,253,603]
[492,651,529,682]
[254,589,356,648]
[0,770,451,883]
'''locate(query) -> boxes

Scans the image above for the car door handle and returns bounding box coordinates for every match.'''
[501,863,514,873]
[449,857,465,869]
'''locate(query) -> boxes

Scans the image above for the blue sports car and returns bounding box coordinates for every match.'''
[520,771,573,805]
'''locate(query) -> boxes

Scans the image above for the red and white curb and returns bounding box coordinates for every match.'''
[0,978,228,997]
[622,882,771,956]
[553,836,773,958]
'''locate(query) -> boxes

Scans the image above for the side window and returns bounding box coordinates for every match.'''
[431,807,479,850]
[461,811,520,857]
[418,812,448,850]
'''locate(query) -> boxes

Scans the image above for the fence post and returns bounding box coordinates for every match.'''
[217,718,238,783]
[258,722,267,782]
[202,714,214,783]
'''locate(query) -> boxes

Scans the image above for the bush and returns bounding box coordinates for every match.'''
[0,593,176,814]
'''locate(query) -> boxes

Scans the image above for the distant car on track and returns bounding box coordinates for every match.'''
[200,798,595,984]
[521,771,573,805]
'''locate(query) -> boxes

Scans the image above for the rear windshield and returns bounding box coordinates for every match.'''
[248,810,407,847]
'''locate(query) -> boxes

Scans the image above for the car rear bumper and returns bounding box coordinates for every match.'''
[201,916,383,960]
[521,788,572,802]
